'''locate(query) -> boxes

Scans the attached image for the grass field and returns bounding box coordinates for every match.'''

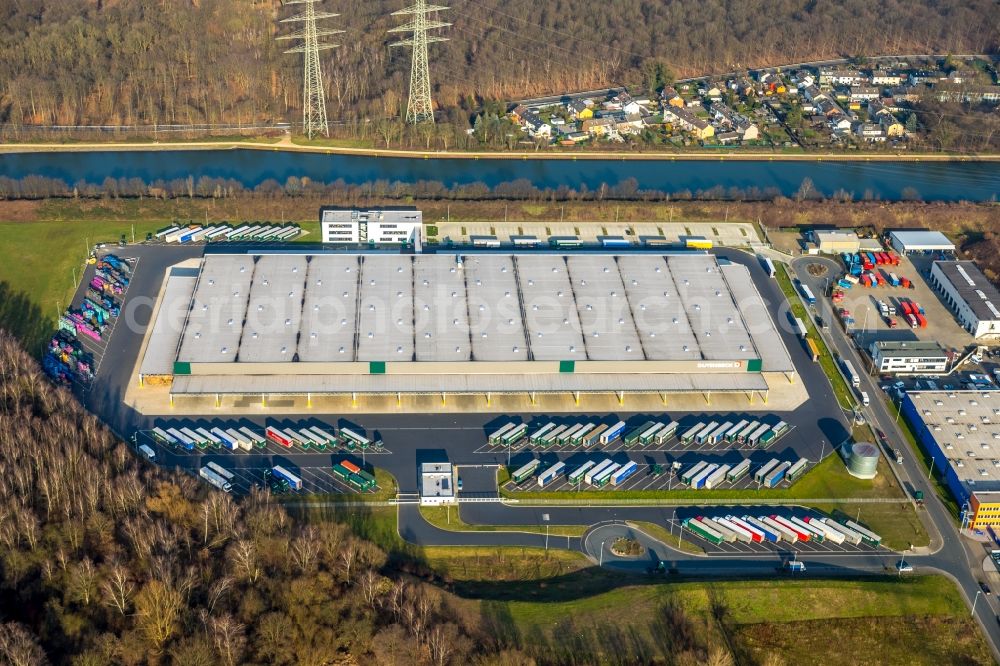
[276,467,398,504]
[626,520,704,555]
[497,576,991,665]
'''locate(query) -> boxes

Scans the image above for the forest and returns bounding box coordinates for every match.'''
[0,0,996,130]
[0,329,531,664]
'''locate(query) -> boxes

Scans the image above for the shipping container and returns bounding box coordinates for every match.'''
[819,518,863,545]
[309,426,338,446]
[743,516,779,542]
[804,516,845,544]
[511,459,541,484]
[572,423,596,444]
[341,460,362,474]
[786,457,809,481]
[681,461,708,485]
[691,464,719,490]
[806,337,820,362]
[753,458,780,484]
[155,225,181,240]
[559,424,584,444]
[681,422,707,444]
[625,421,655,446]
[683,518,723,545]
[610,461,639,486]
[568,461,596,485]
[760,515,798,542]
[747,423,772,447]
[655,421,679,444]
[530,423,556,444]
[772,421,790,438]
[639,422,664,444]
[727,516,764,543]
[726,420,749,443]
[737,421,760,442]
[888,272,900,287]
[715,517,754,543]
[503,424,528,445]
[224,428,252,451]
[152,427,177,445]
[271,465,302,491]
[703,464,731,489]
[764,461,791,488]
[790,516,825,542]
[794,317,808,339]
[601,421,627,445]
[584,423,608,447]
[726,458,752,483]
[489,423,516,444]
[168,428,196,451]
[916,313,927,328]
[238,427,266,447]
[225,225,251,240]
[340,427,371,449]
[538,462,567,487]
[843,520,882,547]
[707,421,733,445]
[695,421,719,445]
[799,283,816,305]
[540,425,568,447]
[701,517,737,542]
[297,428,322,449]
[266,425,294,448]
[196,427,222,448]
[585,459,615,485]
[210,427,239,450]
[771,515,810,541]
[592,463,621,487]
[200,466,232,492]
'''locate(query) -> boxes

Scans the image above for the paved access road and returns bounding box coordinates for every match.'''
[793,255,1000,658]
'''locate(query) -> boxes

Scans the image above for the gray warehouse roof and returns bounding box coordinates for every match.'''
[890,230,955,251]
[935,261,1000,323]
[165,252,788,368]
[139,268,197,376]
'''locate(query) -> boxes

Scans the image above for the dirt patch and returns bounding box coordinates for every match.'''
[611,537,645,557]
[0,200,41,221]
[806,263,829,277]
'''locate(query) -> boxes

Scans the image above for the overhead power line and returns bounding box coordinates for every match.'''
[278,0,344,139]
[390,0,451,124]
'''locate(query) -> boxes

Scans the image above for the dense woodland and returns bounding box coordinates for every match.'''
[0,0,997,130]
[0,329,534,664]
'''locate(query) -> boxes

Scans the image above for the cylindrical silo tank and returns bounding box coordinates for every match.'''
[846,442,879,479]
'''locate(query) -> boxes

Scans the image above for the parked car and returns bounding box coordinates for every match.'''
[980,581,992,595]
[896,561,913,573]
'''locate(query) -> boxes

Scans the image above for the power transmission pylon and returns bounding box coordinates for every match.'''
[278,0,343,139]
[389,1,451,124]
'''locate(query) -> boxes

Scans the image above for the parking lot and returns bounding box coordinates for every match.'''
[812,252,975,353]
[672,509,885,556]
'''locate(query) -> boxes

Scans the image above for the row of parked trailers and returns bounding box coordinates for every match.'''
[680,419,788,448]
[492,420,677,449]
[511,458,640,488]
[155,223,302,244]
[683,514,882,547]
[679,455,808,490]
[198,462,303,493]
[150,423,374,451]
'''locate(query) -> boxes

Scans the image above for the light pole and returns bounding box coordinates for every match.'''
[599,539,606,566]
[928,456,935,481]
[972,589,983,617]
[543,513,550,551]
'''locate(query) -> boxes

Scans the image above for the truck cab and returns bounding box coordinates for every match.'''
[138,444,156,461]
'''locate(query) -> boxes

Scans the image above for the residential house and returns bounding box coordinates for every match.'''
[819,68,865,86]
[734,78,756,98]
[709,103,759,141]
[866,98,892,119]
[520,111,551,138]
[581,117,616,137]
[567,99,593,120]
[715,131,741,144]
[880,115,905,137]
[803,85,827,103]
[908,70,937,86]
[849,86,880,102]
[663,106,714,139]
[854,122,887,142]
[661,87,684,108]
[831,116,853,133]
[559,132,589,144]
[703,84,723,100]
[889,85,925,103]
[870,70,903,86]
[509,104,530,123]
[936,85,1000,104]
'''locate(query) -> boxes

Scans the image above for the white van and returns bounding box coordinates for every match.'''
[138,444,156,461]
[860,391,870,406]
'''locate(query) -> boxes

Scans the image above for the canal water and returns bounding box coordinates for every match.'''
[0,149,997,201]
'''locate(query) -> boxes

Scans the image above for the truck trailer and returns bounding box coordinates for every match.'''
[585,459,615,485]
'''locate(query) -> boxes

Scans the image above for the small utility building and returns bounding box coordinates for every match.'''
[888,230,955,255]
[814,229,860,254]
[929,261,1000,339]
[420,463,456,505]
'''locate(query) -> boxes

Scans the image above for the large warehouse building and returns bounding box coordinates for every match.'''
[929,260,1000,339]
[138,250,795,405]
[902,390,1000,529]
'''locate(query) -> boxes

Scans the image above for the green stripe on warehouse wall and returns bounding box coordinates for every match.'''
[746,359,762,372]
[173,361,191,375]
[559,360,575,373]
[369,361,386,374]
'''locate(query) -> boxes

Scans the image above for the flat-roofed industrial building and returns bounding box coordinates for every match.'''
[141,250,795,405]
[320,207,421,244]
[902,390,1000,529]
[929,260,1000,339]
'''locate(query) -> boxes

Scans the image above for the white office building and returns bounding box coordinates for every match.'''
[869,340,949,374]
[929,261,1000,339]
[321,207,422,244]
[420,463,456,505]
